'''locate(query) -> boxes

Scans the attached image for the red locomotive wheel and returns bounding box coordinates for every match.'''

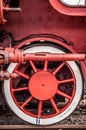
[3,42,83,125]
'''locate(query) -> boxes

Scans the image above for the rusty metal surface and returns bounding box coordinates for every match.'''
[0,125,86,129]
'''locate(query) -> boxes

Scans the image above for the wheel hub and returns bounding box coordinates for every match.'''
[29,71,57,100]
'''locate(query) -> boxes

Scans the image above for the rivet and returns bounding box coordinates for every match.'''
[27,17,32,22]
[80,17,84,22]
[38,17,43,22]
[47,7,52,12]
[59,17,63,22]
[48,17,53,22]
[69,17,74,22]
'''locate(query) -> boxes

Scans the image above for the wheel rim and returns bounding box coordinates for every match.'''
[4,43,83,125]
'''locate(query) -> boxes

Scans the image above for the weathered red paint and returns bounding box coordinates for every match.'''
[0,0,85,91]
[0,48,85,64]
[0,0,85,53]
[10,54,76,119]
[0,0,21,24]
[0,0,86,124]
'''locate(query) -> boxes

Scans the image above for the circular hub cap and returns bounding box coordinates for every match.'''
[29,71,57,100]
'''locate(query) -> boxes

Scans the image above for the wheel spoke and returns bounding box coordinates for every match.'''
[15,70,29,79]
[44,61,48,71]
[53,62,65,75]
[58,78,74,84]
[57,90,71,100]
[21,96,33,108]
[29,60,37,72]
[37,100,43,117]
[12,87,28,92]
[50,98,59,113]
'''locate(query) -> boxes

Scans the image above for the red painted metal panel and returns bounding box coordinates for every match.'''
[0,0,86,52]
